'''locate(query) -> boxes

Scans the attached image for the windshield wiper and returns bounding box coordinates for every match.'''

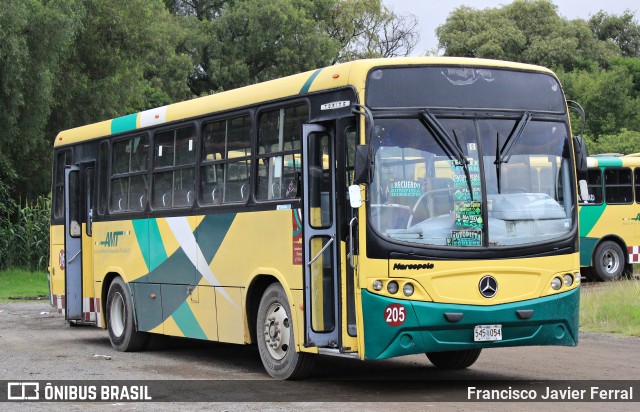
[494,111,532,193]
[420,110,474,200]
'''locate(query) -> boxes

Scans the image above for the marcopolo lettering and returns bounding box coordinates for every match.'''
[393,263,435,270]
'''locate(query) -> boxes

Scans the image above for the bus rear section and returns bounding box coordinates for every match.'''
[579,154,640,281]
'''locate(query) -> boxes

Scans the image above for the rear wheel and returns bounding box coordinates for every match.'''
[256,283,314,379]
[593,241,625,281]
[426,348,482,369]
[106,277,148,351]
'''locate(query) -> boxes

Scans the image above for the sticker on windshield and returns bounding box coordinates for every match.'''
[389,181,421,197]
[447,229,482,246]
[454,201,483,228]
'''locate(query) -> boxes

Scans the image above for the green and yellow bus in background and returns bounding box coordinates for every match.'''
[49,57,582,379]
[579,154,640,281]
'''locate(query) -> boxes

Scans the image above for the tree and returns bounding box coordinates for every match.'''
[590,10,640,58]
[170,0,420,95]
[586,129,640,155]
[436,0,618,71]
[0,0,81,200]
[558,66,640,139]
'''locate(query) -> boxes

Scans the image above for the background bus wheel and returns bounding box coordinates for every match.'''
[593,241,625,281]
[426,349,482,369]
[257,283,314,380]
[106,277,148,352]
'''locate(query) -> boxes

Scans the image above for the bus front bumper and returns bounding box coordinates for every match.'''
[361,287,580,360]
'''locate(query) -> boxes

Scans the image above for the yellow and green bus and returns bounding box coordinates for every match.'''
[579,154,640,281]
[49,57,582,379]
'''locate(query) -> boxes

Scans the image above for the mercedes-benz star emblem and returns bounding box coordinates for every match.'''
[479,275,498,298]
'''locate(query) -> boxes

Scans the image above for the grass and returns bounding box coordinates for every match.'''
[0,269,49,301]
[580,278,640,337]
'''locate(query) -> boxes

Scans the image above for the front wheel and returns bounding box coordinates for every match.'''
[426,348,482,369]
[256,283,314,379]
[593,241,625,281]
[106,277,148,351]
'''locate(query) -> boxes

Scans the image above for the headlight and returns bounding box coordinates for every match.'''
[563,273,574,287]
[551,277,562,290]
[403,283,414,297]
[387,281,399,294]
[372,280,383,291]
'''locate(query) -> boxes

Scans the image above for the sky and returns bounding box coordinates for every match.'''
[383,0,640,55]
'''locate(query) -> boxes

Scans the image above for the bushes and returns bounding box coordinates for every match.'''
[0,196,50,272]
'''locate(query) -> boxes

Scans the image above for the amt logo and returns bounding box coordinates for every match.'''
[99,231,126,247]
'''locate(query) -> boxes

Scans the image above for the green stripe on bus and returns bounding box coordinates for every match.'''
[299,69,322,94]
[148,219,168,271]
[594,158,624,167]
[579,204,607,237]
[111,113,138,134]
[172,301,208,340]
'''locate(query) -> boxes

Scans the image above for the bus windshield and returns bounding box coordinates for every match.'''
[369,116,574,247]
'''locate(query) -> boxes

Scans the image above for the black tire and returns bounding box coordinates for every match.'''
[593,241,625,281]
[106,277,148,352]
[256,283,314,380]
[426,349,482,369]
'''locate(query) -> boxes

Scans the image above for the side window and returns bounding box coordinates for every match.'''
[635,169,640,204]
[604,168,632,204]
[582,168,603,205]
[200,115,252,205]
[110,135,149,212]
[53,150,72,219]
[257,104,308,201]
[152,125,196,209]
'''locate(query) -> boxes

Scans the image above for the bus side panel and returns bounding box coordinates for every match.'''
[49,224,67,314]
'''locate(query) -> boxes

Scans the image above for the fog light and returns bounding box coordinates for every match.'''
[551,277,562,290]
[372,280,383,291]
[387,281,399,294]
[403,283,414,297]
[563,273,574,287]
[574,272,581,285]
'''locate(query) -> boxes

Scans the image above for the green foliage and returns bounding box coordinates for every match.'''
[585,129,640,155]
[580,279,640,336]
[436,0,618,71]
[0,197,51,272]
[0,269,49,301]
[590,10,640,58]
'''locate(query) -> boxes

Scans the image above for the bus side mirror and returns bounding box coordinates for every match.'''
[573,136,588,174]
[353,145,370,184]
[348,185,363,208]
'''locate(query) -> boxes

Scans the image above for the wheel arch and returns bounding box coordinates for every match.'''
[244,270,300,345]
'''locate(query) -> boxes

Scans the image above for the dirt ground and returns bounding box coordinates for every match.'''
[0,300,638,411]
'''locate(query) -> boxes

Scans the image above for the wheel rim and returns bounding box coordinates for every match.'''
[263,302,290,360]
[110,292,125,338]
[601,249,621,275]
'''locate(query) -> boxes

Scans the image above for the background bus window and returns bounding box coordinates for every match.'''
[110,135,149,212]
[257,104,307,201]
[604,168,632,204]
[152,126,196,209]
[201,115,251,205]
[582,168,603,204]
[635,169,640,204]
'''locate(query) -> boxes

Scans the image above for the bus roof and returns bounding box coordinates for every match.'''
[53,57,557,148]
[587,154,640,168]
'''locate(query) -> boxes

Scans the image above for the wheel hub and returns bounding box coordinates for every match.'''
[263,303,290,360]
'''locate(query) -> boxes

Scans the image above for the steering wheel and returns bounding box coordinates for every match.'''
[407,191,432,227]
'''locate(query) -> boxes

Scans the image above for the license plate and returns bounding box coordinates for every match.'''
[474,324,502,342]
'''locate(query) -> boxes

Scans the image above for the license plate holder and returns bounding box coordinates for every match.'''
[474,324,502,342]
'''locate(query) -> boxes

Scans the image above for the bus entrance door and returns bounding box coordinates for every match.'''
[64,166,82,320]
[302,125,340,348]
